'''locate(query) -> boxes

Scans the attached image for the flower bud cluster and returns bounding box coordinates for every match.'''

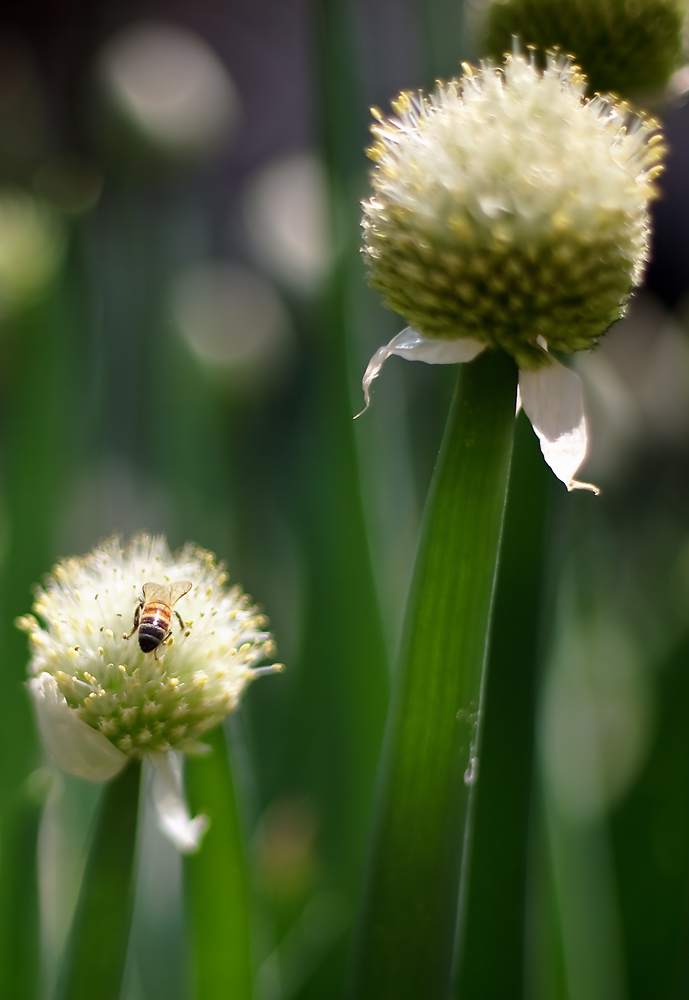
[362,55,664,370]
[18,535,278,759]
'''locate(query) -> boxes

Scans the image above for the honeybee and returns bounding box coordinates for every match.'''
[124,580,192,655]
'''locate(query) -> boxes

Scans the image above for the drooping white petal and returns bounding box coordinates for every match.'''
[519,359,599,494]
[30,673,128,782]
[358,327,486,415]
[148,751,209,854]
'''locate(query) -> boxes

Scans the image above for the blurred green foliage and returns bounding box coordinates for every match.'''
[0,1,688,999]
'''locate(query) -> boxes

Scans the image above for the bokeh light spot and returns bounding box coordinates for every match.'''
[98,21,240,155]
[243,152,332,294]
[170,261,293,381]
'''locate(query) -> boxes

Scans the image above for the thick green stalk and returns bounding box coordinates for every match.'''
[349,350,517,1000]
[454,412,551,997]
[56,761,141,1000]
[185,724,254,1000]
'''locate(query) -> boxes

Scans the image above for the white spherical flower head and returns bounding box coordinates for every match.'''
[362,53,664,370]
[359,54,666,493]
[17,535,281,852]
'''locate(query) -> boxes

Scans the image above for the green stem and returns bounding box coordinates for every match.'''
[349,350,517,1000]
[57,761,141,1000]
[185,725,254,1000]
[454,412,551,997]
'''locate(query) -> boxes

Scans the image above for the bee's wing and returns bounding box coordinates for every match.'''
[142,581,171,604]
[168,581,192,606]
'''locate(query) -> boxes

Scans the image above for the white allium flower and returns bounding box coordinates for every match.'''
[18,534,281,851]
[360,54,665,490]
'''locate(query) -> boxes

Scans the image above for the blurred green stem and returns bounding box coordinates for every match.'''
[349,350,517,999]
[416,0,469,83]
[0,796,42,1000]
[185,724,254,1000]
[57,761,141,1000]
[0,280,79,998]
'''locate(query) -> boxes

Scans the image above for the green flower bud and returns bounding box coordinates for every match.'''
[362,54,664,370]
[481,0,686,99]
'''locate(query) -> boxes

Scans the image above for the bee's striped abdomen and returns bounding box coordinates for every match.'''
[138,602,172,653]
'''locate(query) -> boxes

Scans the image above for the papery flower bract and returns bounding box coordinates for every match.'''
[18,534,281,851]
[360,54,665,490]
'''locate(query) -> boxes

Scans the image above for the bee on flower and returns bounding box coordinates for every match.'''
[17,534,282,852]
[358,53,665,492]
[124,579,192,655]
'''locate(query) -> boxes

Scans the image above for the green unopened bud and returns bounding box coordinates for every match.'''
[362,54,664,370]
[481,0,686,99]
